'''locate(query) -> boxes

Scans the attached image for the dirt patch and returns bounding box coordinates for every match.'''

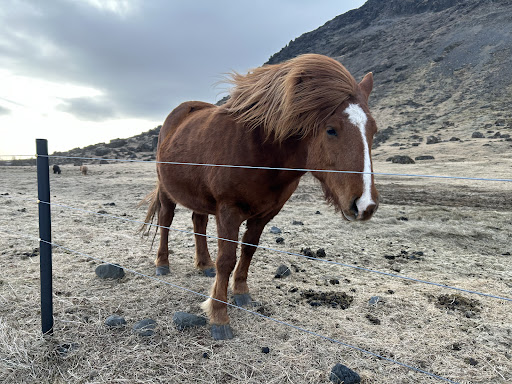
[300,290,353,309]
[435,294,481,314]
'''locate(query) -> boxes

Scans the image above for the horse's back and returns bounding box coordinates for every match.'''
[158,101,216,152]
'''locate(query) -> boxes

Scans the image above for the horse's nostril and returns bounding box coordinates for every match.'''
[350,199,359,218]
[366,203,377,216]
[360,203,378,220]
[352,198,378,221]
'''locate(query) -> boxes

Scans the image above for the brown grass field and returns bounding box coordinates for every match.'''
[1,138,511,383]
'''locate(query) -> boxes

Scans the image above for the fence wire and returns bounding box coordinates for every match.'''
[31,154,512,183]
[42,199,512,302]
[0,193,510,302]
[0,226,462,384]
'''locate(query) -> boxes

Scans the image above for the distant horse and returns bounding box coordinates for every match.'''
[142,54,379,340]
[52,165,61,174]
[80,165,88,175]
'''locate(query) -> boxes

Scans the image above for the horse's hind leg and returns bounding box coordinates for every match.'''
[232,210,280,307]
[192,212,215,277]
[155,191,176,276]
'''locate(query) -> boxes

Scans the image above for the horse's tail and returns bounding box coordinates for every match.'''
[138,183,160,238]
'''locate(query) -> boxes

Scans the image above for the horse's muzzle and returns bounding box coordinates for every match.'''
[344,196,379,221]
[358,201,378,221]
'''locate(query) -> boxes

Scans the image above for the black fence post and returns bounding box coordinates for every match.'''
[36,139,54,335]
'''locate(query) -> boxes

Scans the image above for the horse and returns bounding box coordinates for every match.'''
[142,54,379,340]
[80,165,88,175]
[52,165,61,174]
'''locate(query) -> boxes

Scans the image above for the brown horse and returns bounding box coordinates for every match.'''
[143,54,379,340]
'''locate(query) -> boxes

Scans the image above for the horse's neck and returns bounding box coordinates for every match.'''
[264,134,310,181]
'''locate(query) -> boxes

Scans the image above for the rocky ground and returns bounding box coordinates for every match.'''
[1,131,511,383]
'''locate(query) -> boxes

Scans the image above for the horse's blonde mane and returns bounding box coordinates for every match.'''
[221,54,358,142]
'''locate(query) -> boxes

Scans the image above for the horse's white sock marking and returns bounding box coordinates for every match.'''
[344,104,374,215]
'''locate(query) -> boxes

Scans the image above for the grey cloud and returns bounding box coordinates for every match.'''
[56,96,117,121]
[0,0,364,123]
[0,105,11,116]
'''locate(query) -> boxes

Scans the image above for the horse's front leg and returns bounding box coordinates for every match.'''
[201,207,242,340]
[232,208,282,307]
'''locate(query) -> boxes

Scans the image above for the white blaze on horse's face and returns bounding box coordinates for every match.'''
[344,103,375,219]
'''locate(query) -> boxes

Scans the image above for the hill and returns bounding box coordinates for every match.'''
[268,0,512,162]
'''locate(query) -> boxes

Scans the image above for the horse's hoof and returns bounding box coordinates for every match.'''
[233,293,253,307]
[210,324,234,340]
[156,266,170,276]
[203,268,216,277]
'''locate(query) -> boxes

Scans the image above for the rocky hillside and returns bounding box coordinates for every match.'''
[48,126,161,166]
[268,0,512,159]
[8,0,509,166]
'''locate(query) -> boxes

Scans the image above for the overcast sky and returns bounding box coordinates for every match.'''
[0,0,366,158]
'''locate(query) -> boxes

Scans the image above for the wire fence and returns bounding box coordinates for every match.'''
[1,192,510,302]
[3,153,512,182]
[36,154,512,183]
[1,152,511,384]
[0,226,462,383]
[40,199,512,302]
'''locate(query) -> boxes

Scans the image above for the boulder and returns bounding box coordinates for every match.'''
[106,139,128,148]
[94,146,111,156]
[172,312,207,331]
[426,135,440,144]
[330,364,361,384]
[105,315,126,327]
[132,319,157,336]
[387,155,415,164]
[95,264,125,279]
[269,226,282,234]
[275,265,291,278]
[415,155,435,161]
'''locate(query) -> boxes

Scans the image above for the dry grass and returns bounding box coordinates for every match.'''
[1,155,511,383]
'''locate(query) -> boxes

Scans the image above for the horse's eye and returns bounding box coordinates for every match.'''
[326,128,337,136]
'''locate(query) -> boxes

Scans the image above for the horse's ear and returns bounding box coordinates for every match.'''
[359,72,373,101]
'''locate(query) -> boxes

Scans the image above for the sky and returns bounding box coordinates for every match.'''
[0,0,366,159]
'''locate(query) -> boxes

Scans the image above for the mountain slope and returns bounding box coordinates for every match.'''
[267,0,512,160]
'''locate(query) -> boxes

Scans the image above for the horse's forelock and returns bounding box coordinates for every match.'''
[222,54,358,142]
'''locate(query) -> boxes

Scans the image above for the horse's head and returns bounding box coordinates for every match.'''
[307,72,379,221]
